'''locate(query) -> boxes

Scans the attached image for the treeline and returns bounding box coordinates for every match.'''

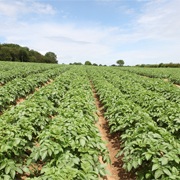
[69,61,107,66]
[136,63,180,68]
[0,43,58,63]
[69,60,125,67]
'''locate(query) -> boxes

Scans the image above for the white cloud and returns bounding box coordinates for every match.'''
[0,0,57,18]
[125,8,134,14]
[109,0,180,45]
[136,0,180,40]
[0,21,115,64]
[32,2,57,14]
[0,1,24,17]
[0,0,180,66]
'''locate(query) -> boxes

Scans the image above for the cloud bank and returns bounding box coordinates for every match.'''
[0,0,179,65]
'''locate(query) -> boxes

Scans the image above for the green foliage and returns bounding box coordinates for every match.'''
[4,63,180,179]
[45,52,57,63]
[116,59,124,66]
[0,62,60,84]
[0,46,13,61]
[85,61,91,65]
[0,43,58,63]
[140,64,145,67]
[70,62,83,65]
[87,66,180,180]
[19,47,29,62]
[135,63,180,68]
[120,67,180,85]
[0,66,110,179]
[0,63,69,112]
[159,63,164,67]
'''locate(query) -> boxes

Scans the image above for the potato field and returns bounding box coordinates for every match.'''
[1,62,180,180]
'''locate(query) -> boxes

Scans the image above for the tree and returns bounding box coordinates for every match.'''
[116,60,124,66]
[0,43,58,63]
[19,47,29,62]
[0,47,12,61]
[92,63,98,66]
[9,48,19,61]
[85,61,91,65]
[159,63,164,67]
[73,62,82,65]
[45,52,57,63]
[33,51,44,63]
[29,56,36,62]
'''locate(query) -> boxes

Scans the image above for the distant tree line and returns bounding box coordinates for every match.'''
[136,63,180,68]
[69,60,125,67]
[0,43,58,63]
[69,62,107,66]
[69,61,105,66]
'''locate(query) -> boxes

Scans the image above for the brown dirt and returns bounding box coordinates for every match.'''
[20,161,45,179]
[174,83,180,88]
[34,140,40,147]
[16,97,26,104]
[46,79,53,84]
[90,81,136,180]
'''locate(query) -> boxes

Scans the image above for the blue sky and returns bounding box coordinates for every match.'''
[0,0,180,65]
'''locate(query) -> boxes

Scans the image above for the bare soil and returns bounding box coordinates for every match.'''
[90,81,136,180]
[174,83,180,88]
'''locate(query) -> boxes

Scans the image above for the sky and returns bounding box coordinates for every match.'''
[0,0,180,66]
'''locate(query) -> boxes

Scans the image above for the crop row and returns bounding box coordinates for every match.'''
[108,68,180,104]
[120,67,180,85]
[101,69,180,138]
[0,67,110,180]
[0,61,60,84]
[0,66,70,112]
[87,67,180,179]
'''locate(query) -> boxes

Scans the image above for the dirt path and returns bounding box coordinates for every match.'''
[90,81,136,180]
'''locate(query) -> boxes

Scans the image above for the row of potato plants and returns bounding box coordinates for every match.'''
[109,68,180,104]
[0,67,110,179]
[0,66,70,112]
[120,67,180,85]
[87,67,180,179]
[0,68,74,179]
[101,69,180,139]
[0,61,59,84]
